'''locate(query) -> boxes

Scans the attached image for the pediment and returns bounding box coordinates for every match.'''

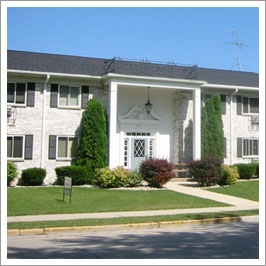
[118,105,161,125]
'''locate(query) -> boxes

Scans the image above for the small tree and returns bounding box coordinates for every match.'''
[76,98,108,184]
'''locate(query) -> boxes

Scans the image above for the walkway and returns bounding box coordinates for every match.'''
[7,181,259,223]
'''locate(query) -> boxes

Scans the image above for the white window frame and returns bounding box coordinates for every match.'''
[242,138,259,158]
[56,136,80,160]
[58,85,81,108]
[7,135,25,160]
[7,82,27,106]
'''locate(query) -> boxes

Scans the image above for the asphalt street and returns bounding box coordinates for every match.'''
[7,216,259,261]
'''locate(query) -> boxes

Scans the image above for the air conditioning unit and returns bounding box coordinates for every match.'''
[251,116,259,125]
[7,107,12,118]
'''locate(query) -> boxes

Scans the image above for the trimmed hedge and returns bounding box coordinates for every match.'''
[233,163,258,179]
[54,166,89,185]
[21,167,46,186]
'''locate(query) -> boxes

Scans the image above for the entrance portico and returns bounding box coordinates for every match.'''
[106,74,203,169]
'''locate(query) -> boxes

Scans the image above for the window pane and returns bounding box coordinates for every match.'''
[70,87,79,106]
[250,98,259,113]
[7,137,13,157]
[13,136,23,158]
[134,139,145,157]
[7,83,15,103]
[59,86,69,106]
[16,83,26,104]
[243,97,249,113]
[58,137,67,157]
[243,139,249,156]
[252,140,259,156]
[69,137,79,157]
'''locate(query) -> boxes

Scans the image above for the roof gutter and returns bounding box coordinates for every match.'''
[201,83,258,91]
[7,69,102,80]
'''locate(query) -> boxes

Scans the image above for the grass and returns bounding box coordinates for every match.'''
[207,180,259,202]
[7,180,259,230]
[8,187,229,216]
[7,209,259,230]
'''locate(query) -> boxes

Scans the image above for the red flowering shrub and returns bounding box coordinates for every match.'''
[139,158,175,188]
[188,156,222,187]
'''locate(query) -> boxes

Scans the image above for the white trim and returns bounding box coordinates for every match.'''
[193,88,201,160]
[201,83,258,91]
[104,72,206,85]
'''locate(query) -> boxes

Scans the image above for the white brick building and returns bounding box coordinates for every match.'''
[7,50,259,184]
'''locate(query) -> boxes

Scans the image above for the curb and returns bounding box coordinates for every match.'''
[7,216,242,236]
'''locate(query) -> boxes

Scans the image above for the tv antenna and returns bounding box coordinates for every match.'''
[227,29,244,71]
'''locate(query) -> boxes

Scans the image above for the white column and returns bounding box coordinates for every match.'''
[109,82,118,168]
[193,88,201,160]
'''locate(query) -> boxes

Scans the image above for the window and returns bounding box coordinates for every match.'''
[7,135,34,160]
[57,136,79,159]
[49,136,79,160]
[59,86,80,107]
[7,83,26,104]
[237,138,259,158]
[237,96,259,114]
[50,84,89,109]
[7,136,23,158]
[243,139,259,157]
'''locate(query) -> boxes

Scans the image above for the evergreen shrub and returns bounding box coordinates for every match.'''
[218,165,239,186]
[21,167,46,186]
[139,158,175,188]
[7,161,17,186]
[188,156,222,187]
[76,98,108,184]
[54,166,88,185]
[234,163,258,179]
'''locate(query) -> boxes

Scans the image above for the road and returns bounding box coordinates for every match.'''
[7,216,259,260]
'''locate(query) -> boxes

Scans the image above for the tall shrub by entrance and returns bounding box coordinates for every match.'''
[76,98,108,184]
[201,95,224,162]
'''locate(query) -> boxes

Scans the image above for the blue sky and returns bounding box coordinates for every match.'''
[6,4,261,73]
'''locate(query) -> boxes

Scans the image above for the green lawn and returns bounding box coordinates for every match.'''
[7,186,229,216]
[207,180,259,202]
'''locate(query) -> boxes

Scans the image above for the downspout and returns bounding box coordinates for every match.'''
[230,88,238,165]
[40,74,50,169]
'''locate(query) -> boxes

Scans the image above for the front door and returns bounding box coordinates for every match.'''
[131,138,146,170]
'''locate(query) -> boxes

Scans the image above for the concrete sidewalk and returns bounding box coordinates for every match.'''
[7,181,259,223]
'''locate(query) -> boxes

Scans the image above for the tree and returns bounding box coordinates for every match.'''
[76,98,108,184]
[201,95,224,162]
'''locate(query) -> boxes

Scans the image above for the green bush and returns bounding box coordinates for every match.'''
[218,165,239,186]
[7,161,17,186]
[233,163,257,179]
[76,98,108,184]
[54,166,89,185]
[126,170,143,187]
[188,156,222,187]
[21,167,46,186]
[96,166,129,188]
[139,158,175,188]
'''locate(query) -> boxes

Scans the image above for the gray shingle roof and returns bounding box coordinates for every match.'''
[7,50,259,87]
